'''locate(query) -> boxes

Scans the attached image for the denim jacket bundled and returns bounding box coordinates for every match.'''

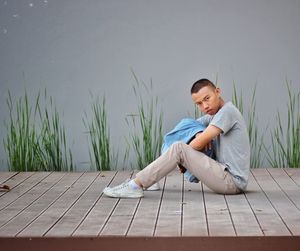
[161,118,215,183]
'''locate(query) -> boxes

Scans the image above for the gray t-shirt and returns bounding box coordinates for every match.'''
[197,101,250,190]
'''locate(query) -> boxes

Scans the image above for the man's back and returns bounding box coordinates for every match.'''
[198,101,250,190]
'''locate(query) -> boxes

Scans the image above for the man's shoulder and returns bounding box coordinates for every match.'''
[218,102,241,116]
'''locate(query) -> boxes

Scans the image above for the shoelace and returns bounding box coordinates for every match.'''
[112,180,130,191]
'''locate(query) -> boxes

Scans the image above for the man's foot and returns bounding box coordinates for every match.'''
[103,180,144,198]
[145,182,160,191]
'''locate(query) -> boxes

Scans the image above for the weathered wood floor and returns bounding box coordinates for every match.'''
[0,168,300,238]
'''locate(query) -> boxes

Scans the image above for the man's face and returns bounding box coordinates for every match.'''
[191,86,222,115]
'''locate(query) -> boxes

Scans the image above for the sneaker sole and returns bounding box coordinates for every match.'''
[103,189,144,199]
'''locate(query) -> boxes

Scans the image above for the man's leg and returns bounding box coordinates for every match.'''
[136,141,240,194]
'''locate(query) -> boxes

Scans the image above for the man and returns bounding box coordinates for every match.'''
[103,78,250,198]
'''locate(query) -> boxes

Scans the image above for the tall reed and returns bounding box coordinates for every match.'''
[4,90,74,171]
[83,96,116,171]
[125,71,163,170]
[232,81,244,115]
[4,91,41,171]
[37,91,74,171]
[232,83,264,168]
[265,80,300,168]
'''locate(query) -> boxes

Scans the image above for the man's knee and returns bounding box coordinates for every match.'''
[170,141,189,152]
[168,141,193,166]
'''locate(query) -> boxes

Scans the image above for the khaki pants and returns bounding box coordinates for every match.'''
[136,142,241,195]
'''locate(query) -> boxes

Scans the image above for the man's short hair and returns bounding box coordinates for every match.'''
[190,79,216,94]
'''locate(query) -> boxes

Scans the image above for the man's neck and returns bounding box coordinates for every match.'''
[219,98,225,109]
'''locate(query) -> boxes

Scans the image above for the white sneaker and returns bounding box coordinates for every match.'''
[145,182,160,191]
[103,180,144,198]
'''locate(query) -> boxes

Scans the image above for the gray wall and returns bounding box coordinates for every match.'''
[1,0,300,170]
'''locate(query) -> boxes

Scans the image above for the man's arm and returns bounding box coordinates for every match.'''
[189,125,222,151]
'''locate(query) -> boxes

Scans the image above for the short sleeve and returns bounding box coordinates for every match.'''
[210,105,237,134]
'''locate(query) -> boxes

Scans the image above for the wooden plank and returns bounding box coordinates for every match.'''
[0,172,18,184]
[46,172,115,237]
[0,172,82,237]
[73,171,132,236]
[100,171,140,236]
[0,172,65,229]
[0,172,17,196]
[16,172,96,237]
[127,179,165,236]
[267,168,300,209]
[0,172,48,208]
[100,197,140,236]
[0,172,34,199]
[202,184,236,236]
[252,169,300,235]
[225,192,263,236]
[1,236,300,251]
[182,180,208,236]
[283,168,300,187]
[0,169,299,238]
[154,171,183,236]
[245,171,290,236]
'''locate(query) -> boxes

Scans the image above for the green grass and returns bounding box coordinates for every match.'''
[4,91,40,171]
[37,90,74,171]
[83,96,116,171]
[232,81,244,115]
[232,82,264,168]
[4,90,74,171]
[4,78,299,171]
[125,71,163,170]
[265,80,300,168]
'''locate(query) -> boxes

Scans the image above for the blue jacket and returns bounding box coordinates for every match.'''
[161,118,215,183]
[161,118,207,153]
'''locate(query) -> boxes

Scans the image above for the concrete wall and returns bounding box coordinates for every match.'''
[1,0,300,170]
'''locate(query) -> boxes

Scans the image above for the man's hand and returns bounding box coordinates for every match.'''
[178,164,186,173]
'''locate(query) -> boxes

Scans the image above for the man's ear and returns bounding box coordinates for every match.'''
[215,87,221,96]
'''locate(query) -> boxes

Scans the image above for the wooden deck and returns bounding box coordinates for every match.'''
[0,168,300,250]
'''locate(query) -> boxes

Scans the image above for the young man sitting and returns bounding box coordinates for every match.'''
[103,78,250,198]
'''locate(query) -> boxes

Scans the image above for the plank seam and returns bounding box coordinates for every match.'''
[0,172,19,185]
[71,171,119,236]
[98,198,121,236]
[125,197,142,236]
[0,172,53,211]
[201,182,210,236]
[180,174,184,236]
[243,190,265,236]
[153,176,167,236]
[43,172,102,236]
[15,172,85,237]
[224,195,237,236]
[0,172,36,200]
[250,170,293,236]
[98,171,135,236]
[266,169,300,211]
[0,172,66,229]
[283,168,300,188]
